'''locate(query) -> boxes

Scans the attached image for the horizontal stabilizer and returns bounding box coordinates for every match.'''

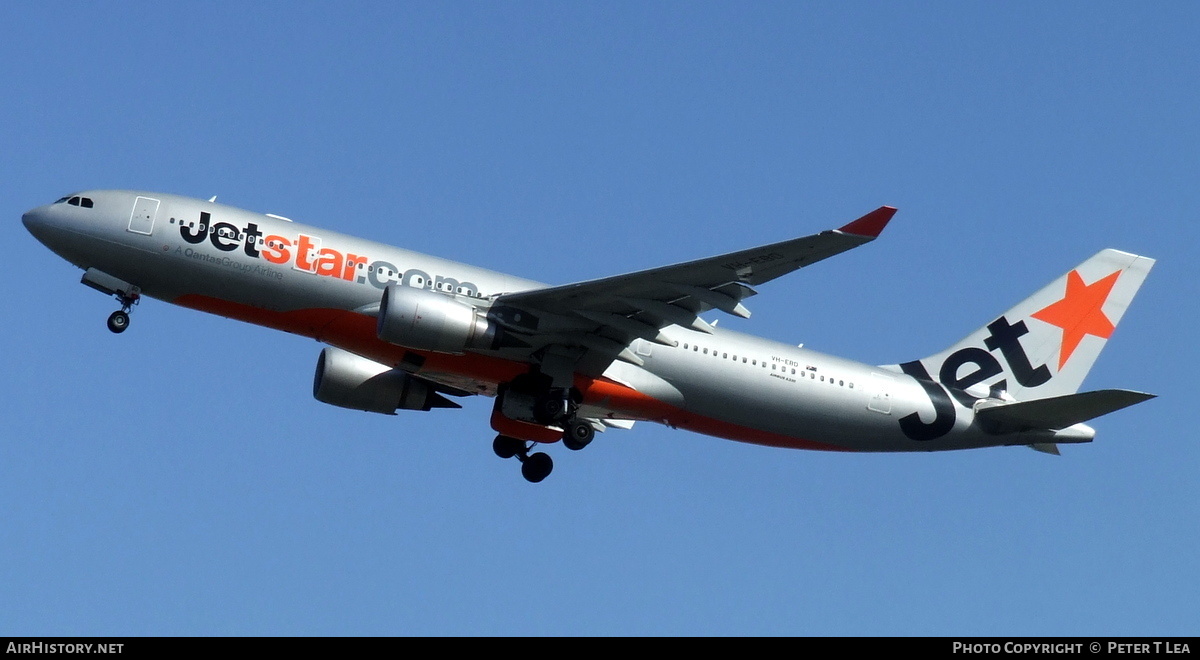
[977,389,1155,433]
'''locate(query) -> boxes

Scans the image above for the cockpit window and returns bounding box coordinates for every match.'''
[55,196,70,204]
[64,196,94,208]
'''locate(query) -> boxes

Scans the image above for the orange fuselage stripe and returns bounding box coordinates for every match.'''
[174,294,848,452]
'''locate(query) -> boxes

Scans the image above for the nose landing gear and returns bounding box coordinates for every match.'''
[80,268,141,334]
[107,310,130,333]
[105,292,139,334]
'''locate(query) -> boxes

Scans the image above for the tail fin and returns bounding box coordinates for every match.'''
[904,249,1154,401]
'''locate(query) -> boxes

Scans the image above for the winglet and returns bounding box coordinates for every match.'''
[838,206,897,238]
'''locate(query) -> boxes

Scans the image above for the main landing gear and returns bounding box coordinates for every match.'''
[492,381,598,483]
[562,418,595,451]
[533,389,595,451]
[493,435,554,483]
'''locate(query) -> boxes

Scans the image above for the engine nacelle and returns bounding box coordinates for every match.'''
[376,284,495,354]
[313,347,457,413]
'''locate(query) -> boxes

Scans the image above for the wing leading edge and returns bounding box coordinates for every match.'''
[490,207,897,370]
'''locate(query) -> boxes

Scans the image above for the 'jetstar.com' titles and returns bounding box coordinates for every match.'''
[179,211,481,296]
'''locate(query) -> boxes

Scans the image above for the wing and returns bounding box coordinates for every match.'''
[489,207,896,370]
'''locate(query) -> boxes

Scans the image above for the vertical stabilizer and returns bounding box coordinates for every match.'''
[904,249,1154,401]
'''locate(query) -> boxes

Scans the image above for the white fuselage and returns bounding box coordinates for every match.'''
[22,190,1089,454]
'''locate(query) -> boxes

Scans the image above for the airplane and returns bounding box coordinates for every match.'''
[22,190,1156,482]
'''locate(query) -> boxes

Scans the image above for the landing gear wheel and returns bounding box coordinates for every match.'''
[520,452,553,483]
[492,435,525,460]
[533,395,567,425]
[533,388,580,425]
[562,419,595,451]
[107,310,130,334]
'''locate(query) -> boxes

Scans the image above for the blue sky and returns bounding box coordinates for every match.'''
[2,2,1196,635]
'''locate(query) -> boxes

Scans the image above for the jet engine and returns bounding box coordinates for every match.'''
[376,284,496,354]
[313,347,459,413]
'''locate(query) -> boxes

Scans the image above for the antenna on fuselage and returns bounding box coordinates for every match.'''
[208,196,217,203]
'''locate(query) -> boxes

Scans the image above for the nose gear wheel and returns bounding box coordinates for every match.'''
[106,292,140,334]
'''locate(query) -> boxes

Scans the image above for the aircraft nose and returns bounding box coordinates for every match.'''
[23,206,47,238]
[22,205,59,247]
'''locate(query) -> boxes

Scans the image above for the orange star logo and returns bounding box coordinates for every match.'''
[1030,269,1122,369]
